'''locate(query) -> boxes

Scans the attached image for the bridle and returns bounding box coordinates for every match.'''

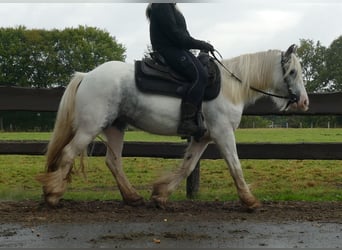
[210,50,299,109]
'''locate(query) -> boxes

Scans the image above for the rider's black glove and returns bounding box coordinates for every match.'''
[200,41,214,53]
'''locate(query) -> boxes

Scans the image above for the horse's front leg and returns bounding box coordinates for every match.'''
[151,137,210,208]
[213,129,261,210]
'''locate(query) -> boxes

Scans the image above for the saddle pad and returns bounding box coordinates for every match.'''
[135,59,221,101]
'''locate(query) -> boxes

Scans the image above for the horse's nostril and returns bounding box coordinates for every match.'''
[304,99,309,107]
[301,98,310,111]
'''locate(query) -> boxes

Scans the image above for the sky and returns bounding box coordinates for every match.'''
[0,0,341,63]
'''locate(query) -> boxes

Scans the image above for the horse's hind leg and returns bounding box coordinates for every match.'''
[103,126,144,206]
[41,130,95,206]
[151,137,210,208]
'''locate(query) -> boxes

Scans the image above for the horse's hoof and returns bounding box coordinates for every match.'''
[43,194,61,208]
[241,199,262,212]
[124,196,145,207]
[151,196,167,209]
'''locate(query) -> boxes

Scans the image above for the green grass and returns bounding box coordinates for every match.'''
[0,155,341,202]
[0,132,51,141]
[235,128,342,143]
[0,128,341,202]
[0,131,182,142]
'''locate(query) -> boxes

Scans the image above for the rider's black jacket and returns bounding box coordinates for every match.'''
[148,3,211,52]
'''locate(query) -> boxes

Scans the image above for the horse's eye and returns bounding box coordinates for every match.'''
[289,69,296,76]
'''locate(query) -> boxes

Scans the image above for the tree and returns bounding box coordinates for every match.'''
[296,39,328,92]
[326,35,342,91]
[0,26,126,87]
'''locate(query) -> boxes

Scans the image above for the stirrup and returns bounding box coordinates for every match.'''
[177,112,206,141]
[177,119,199,136]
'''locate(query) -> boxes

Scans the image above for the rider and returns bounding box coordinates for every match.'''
[146,3,214,137]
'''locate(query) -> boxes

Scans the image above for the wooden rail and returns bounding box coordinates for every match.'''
[1,141,342,160]
[1,86,342,115]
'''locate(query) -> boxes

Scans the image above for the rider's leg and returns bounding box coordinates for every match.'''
[160,49,208,137]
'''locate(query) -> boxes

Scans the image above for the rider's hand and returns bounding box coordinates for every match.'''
[200,41,214,53]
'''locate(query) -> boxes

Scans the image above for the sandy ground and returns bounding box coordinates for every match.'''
[1,200,341,248]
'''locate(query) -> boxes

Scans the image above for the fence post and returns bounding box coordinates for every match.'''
[186,161,200,199]
[185,137,200,198]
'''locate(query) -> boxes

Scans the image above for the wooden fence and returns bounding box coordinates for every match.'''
[1,86,342,197]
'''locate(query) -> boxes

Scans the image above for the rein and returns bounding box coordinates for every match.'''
[210,50,243,84]
[210,50,298,108]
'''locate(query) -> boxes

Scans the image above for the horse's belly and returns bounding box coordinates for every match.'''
[123,95,181,136]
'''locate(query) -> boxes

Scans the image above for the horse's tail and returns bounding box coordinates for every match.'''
[36,73,86,206]
[45,72,85,173]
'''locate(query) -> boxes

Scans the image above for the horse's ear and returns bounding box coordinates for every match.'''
[284,44,297,59]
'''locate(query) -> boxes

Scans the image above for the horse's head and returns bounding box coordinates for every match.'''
[273,44,309,112]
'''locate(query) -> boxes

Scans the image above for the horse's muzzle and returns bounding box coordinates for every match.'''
[288,93,309,112]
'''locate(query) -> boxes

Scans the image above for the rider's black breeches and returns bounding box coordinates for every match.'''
[158,48,208,107]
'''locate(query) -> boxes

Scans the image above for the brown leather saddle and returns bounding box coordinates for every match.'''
[135,52,221,101]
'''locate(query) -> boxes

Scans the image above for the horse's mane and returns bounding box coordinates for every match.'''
[220,50,281,105]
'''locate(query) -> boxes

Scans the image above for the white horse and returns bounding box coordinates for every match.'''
[37,45,309,209]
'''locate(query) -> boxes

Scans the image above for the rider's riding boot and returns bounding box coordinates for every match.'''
[177,102,206,138]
